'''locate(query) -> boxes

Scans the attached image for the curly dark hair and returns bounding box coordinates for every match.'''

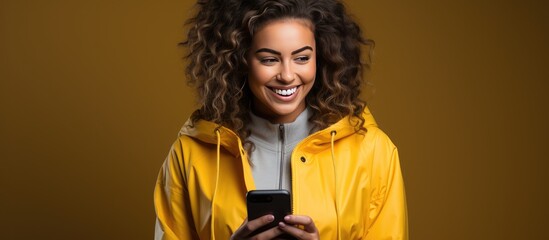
[183,0,374,140]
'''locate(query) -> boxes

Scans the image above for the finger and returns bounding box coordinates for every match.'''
[237,215,275,237]
[278,221,311,240]
[283,215,317,233]
[251,225,284,240]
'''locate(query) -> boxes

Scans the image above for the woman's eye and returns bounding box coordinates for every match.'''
[295,56,310,63]
[260,58,279,65]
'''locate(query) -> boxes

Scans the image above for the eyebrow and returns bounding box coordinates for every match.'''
[255,46,313,55]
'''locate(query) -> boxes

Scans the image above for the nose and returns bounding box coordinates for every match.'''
[278,62,295,83]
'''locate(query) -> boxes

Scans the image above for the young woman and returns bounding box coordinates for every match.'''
[154,0,407,239]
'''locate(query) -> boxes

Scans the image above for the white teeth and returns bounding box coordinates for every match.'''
[273,87,297,96]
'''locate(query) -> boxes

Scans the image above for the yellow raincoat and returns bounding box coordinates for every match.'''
[154,108,408,239]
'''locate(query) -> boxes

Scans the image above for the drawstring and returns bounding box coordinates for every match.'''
[211,128,222,240]
[330,130,341,240]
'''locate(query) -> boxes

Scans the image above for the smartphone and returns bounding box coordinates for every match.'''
[246,189,296,239]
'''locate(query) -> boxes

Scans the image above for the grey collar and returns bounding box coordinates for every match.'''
[248,108,314,150]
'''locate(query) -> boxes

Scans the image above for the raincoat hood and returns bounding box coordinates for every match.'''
[178,107,378,154]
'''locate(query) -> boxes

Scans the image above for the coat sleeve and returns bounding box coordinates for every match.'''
[154,139,199,240]
[365,147,408,240]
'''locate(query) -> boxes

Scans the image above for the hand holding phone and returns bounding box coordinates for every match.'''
[246,190,296,239]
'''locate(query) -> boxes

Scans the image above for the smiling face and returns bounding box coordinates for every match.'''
[247,19,316,123]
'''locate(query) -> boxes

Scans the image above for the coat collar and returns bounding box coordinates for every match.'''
[178,107,377,155]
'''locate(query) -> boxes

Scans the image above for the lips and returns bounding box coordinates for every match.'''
[269,86,298,96]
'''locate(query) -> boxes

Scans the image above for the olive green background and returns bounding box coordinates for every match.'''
[1,0,547,239]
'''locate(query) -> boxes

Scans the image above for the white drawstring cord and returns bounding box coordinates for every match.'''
[330,130,341,240]
[210,128,221,240]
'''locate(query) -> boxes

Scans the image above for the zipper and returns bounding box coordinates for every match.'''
[278,124,285,189]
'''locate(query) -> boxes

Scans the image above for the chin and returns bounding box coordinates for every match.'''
[271,106,302,118]
[272,105,299,114]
